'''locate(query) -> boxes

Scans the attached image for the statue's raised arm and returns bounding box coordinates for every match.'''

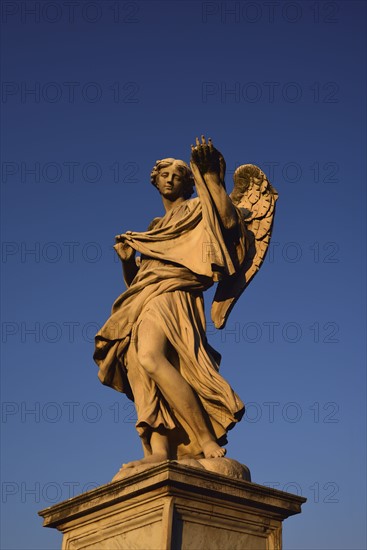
[190,136,237,230]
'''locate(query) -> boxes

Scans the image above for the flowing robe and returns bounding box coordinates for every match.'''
[94,171,248,459]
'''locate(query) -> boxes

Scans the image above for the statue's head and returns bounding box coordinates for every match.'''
[150,158,195,200]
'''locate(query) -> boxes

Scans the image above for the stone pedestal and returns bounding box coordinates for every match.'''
[39,462,306,549]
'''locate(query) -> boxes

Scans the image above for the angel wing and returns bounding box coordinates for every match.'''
[211,164,278,329]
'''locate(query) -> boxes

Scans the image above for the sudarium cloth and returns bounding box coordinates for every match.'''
[94,172,247,459]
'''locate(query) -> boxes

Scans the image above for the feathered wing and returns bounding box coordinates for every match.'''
[211,164,278,329]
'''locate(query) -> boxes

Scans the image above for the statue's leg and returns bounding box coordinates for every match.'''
[123,340,171,469]
[123,427,170,469]
[136,318,226,460]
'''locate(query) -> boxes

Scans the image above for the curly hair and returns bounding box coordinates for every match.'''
[150,158,195,200]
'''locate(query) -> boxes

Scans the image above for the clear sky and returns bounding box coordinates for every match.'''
[1,1,366,549]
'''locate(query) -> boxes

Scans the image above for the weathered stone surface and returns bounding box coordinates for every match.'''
[112,458,250,483]
[39,462,305,549]
[197,457,251,480]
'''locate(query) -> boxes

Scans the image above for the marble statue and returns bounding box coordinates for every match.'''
[94,137,278,472]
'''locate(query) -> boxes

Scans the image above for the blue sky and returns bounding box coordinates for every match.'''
[1,1,366,548]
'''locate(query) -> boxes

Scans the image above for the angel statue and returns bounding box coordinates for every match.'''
[94,137,278,474]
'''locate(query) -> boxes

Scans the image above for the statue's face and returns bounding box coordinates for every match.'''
[156,161,187,200]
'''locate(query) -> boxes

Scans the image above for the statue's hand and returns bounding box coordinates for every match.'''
[191,135,226,183]
[114,235,135,262]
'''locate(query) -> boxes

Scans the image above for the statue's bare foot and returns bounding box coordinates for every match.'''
[123,453,169,469]
[202,440,227,459]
